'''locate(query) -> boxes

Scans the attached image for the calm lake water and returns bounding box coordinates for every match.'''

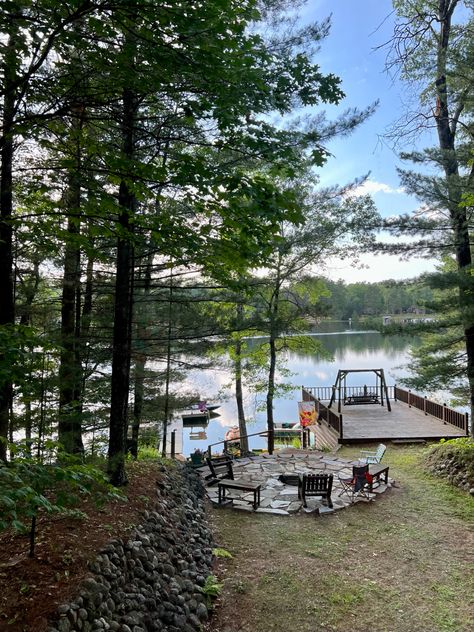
[180,328,415,457]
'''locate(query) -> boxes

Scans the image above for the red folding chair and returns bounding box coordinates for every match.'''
[338,464,373,503]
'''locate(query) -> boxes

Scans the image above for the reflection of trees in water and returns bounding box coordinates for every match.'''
[288,332,416,360]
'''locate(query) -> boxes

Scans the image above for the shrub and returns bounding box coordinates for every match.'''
[0,445,123,557]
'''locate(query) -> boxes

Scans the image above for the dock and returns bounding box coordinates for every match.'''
[302,381,469,447]
[339,400,466,443]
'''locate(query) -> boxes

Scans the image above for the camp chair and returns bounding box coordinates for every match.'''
[338,464,373,503]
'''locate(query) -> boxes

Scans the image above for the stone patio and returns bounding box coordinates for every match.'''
[197,449,392,516]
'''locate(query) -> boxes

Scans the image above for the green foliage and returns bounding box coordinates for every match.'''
[201,574,224,605]
[0,443,123,556]
[136,446,160,461]
[212,547,233,559]
[378,3,474,421]
[0,0,381,465]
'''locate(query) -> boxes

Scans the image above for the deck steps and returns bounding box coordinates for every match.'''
[311,420,339,451]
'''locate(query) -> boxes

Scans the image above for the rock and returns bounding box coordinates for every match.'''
[57,618,71,632]
[196,603,208,621]
[57,604,70,615]
[187,613,202,628]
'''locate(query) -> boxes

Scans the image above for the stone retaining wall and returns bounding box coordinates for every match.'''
[49,464,214,632]
[426,453,474,495]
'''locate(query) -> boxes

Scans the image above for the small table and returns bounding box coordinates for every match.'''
[218,478,261,510]
[368,464,389,491]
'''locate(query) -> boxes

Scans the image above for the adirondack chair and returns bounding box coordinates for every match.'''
[359,443,386,464]
[298,473,334,508]
[205,456,234,485]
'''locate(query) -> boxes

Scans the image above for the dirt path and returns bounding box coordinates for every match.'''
[207,446,474,632]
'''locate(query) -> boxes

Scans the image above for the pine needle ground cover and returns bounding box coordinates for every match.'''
[208,446,474,632]
[0,461,162,632]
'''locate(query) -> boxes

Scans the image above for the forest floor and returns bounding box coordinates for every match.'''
[207,445,474,632]
[0,460,162,632]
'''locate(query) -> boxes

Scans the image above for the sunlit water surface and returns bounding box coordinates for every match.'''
[179,327,414,456]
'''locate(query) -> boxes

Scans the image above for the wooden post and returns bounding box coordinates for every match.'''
[424,396,427,415]
[408,390,411,408]
[394,385,398,402]
[170,429,176,458]
[465,413,469,436]
[443,403,446,423]
[339,414,343,440]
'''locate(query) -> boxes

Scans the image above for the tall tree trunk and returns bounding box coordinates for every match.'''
[235,302,249,454]
[108,85,136,486]
[161,265,173,458]
[19,258,40,455]
[130,251,153,459]
[131,355,144,459]
[266,335,276,456]
[434,1,474,435]
[0,31,17,461]
[58,173,84,454]
[266,252,283,455]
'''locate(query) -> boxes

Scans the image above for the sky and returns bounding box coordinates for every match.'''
[298,0,439,283]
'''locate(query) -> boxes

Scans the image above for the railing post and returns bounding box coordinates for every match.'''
[170,430,176,459]
[466,412,469,436]
[394,385,398,401]
[424,396,427,415]
[339,414,343,440]
[408,390,411,408]
[443,403,446,422]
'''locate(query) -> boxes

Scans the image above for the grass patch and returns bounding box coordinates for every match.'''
[209,445,474,632]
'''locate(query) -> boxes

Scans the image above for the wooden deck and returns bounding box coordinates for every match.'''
[340,400,466,443]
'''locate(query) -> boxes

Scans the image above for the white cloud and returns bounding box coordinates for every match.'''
[352,179,405,197]
[325,252,437,283]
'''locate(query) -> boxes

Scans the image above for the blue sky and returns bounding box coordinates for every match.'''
[300,0,439,283]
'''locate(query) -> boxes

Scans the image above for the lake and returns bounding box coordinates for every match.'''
[180,328,415,457]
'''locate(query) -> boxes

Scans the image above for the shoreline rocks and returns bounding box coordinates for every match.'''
[49,464,214,632]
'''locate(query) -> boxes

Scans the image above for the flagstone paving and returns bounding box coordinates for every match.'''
[197,449,393,516]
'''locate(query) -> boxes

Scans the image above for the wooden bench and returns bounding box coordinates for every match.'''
[298,473,333,508]
[360,443,386,464]
[346,394,379,405]
[368,463,389,491]
[205,456,234,485]
[218,478,261,510]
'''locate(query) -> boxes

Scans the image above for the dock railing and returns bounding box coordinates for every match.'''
[303,385,395,401]
[394,386,469,435]
[302,387,343,438]
[207,430,273,459]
